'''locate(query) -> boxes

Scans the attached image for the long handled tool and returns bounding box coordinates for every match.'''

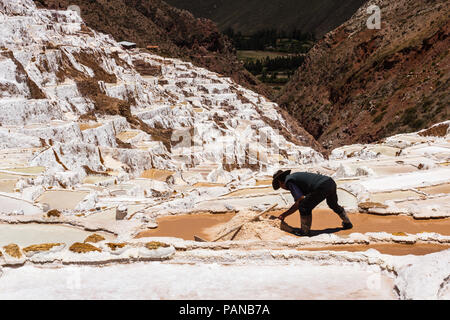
[194,203,277,242]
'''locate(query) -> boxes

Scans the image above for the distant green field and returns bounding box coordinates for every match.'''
[237,50,303,91]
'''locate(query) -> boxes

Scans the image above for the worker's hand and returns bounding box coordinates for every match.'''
[278,214,286,221]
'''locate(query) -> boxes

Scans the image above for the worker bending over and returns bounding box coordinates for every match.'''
[272,170,353,236]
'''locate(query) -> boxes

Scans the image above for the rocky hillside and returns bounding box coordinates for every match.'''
[33,0,272,98]
[278,0,449,149]
[166,0,367,38]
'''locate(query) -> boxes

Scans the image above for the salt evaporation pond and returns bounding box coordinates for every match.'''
[136,213,235,240]
[0,223,114,247]
[301,243,450,256]
[36,190,90,210]
[136,208,450,242]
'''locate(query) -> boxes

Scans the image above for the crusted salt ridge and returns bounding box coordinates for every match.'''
[140,233,450,252]
[170,248,450,300]
[0,233,448,299]
[0,238,175,266]
[0,224,449,267]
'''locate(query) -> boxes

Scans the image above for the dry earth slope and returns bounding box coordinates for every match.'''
[278,0,449,149]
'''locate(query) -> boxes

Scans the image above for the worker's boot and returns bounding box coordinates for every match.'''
[294,215,312,236]
[338,209,353,230]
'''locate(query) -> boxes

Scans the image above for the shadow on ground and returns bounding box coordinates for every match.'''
[281,221,344,237]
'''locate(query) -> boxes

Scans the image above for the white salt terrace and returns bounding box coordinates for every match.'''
[0,0,448,300]
[0,260,397,300]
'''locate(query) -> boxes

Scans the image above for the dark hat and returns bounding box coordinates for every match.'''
[272,169,291,190]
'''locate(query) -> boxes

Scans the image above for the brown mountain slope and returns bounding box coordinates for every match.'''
[33,0,272,98]
[278,0,449,149]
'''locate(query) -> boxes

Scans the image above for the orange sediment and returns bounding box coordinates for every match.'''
[418,183,450,195]
[135,213,235,241]
[23,243,62,253]
[84,234,106,243]
[140,169,174,181]
[79,123,103,131]
[3,243,22,258]
[69,242,101,253]
[135,209,450,246]
[298,243,450,256]
[282,209,450,236]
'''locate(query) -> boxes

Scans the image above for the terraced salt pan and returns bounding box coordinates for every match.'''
[3,166,45,174]
[0,193,42,215]
[140,169,174,181]
[336,178,360,185]
[136,208,450,242]
[368,190,423,203]
[222,187,274,198]
[78,123,103,131]
[403,145,450,161]
[83,175,114,185]
[192,182,225,188]
[418,183,450,195]
[271,208,450,238]
[365,145,401,157]
[356,168,450,192]
[0,262,396,299]
[255,179,272,186]
[335,161,418,176]
[395,195,450,219]
[36,190,90,210]
[0,172,36,179]
[0,179,17,193]
[116,131,140,141]
[302,243,450,256]
[0,223,114,246]
[83,208,117,225]
[368,165,418,175]
[384,134,433,148]
[296,209,450,236]
[195,194,284,212]
[136,213,235,241]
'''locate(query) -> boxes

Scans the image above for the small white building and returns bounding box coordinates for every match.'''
[118,41,136,49]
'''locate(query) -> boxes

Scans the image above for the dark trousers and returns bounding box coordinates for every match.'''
[298,178,344,217]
